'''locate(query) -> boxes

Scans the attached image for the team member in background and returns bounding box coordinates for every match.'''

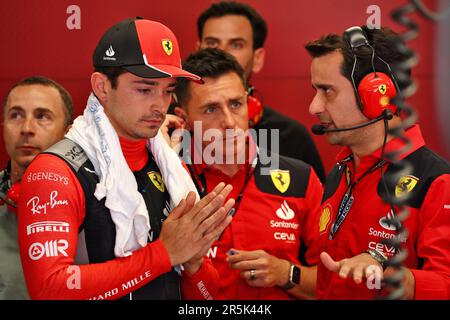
[195,1,326,182]
[306,25,450,299]
[18,18,234,300]
[170,48,323,299]
[1,76,73,299]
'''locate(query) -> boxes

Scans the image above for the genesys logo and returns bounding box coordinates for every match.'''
[28,240,69,260]
[26,171,69,185]
[379,210,398,231]
[276,201,295,220]
[26,221,70,235]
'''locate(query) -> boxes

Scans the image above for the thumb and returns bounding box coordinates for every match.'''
[168,199,186,220]
[320,251,341,273]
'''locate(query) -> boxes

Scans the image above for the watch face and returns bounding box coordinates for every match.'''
[292,266,301,284]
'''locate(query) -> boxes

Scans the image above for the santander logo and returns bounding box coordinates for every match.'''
[379,210,398,231]
[276,201,295,220]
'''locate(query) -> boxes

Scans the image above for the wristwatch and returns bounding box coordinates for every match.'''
[365,249,388,270]
[281,263,301,290]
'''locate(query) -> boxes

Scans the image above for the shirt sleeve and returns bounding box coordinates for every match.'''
[181,258,225,300]
[410,174,450,299]
[18,154,172,300]
[300,168,324,266]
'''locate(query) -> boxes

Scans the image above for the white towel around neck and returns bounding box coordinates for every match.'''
[66,93,199,257]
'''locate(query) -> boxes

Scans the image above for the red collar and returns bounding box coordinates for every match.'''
[192,134,258,177]
[336,124,425,165]
[118,136,148,171]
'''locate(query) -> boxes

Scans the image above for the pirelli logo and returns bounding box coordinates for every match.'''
[27,221,70,235]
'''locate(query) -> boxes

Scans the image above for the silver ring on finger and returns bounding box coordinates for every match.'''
[250,269,256,280]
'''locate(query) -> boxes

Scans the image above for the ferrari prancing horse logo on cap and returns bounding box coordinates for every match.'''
[162,39,173,56]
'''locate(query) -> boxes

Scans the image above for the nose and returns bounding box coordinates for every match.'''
[221,107,236,129]
[150,90,171,114]
[20,116,36,137]
[309,92,325,117]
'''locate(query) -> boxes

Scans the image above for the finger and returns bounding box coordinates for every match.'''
[211,182,227,195]
[353,265,364,284]
[204,213,233,243]
[196,205,227,236]
[196,185,234,223]
[338,264,351,279]
[184,192,197,211]
[167,199,186,220]
[320,252,341,273]
[217,184,233,200]
[229,259,263,271]
[193,193,227,226]
[186,182,227,220]
[185,191,218,221]
[227,249,264,264]
[239,269,258,282]
[203,199,235,235]
[365,264,383,281]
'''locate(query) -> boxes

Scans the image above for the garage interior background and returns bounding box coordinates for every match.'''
[1,0,449,172]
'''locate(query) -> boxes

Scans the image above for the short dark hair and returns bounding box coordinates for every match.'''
[305,26,411,91]
[2,76,73,126]
[197,1,268,50]
[94,66,127,89]
[176,48,247,107]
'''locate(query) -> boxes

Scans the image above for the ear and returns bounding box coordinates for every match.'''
[64,124,72,134]
[174,106,191,130]
[196,40,202,50]
[91,72,110,105]
[252,48,265,74]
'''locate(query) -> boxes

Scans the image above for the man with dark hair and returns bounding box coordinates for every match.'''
[1,75,72,299]
[18,18,234,300]
[305,26,450,299]
[196,1,326,182]
[172,48,323,300]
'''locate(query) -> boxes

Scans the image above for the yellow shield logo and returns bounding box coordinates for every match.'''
[270,169,290,193]
[395,175,419,198]
[148,171,165,193]
[162,39,173,56]
[319,204,332,233]
[378,84,387,95]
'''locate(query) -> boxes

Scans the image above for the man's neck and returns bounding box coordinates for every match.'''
[208,163,241,178]
[9,161,25,184]
[350,117,401,168]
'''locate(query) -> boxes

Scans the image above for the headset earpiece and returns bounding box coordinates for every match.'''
[247,95,263,127]
[344,26,400,120]
[358,72,398,119]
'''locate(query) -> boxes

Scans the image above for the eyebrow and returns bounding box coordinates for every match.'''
[132,80,177,87]
[7,106,54,115]
[312,83,333,91]
[203,36,246,43]
[199,94,246,110]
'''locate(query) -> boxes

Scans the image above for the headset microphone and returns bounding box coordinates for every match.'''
[311,109,393,135]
